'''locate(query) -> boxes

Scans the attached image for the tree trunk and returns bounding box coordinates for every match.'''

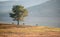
[17,20,19,25]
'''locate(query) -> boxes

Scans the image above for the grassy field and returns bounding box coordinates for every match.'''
[0,23,60,37]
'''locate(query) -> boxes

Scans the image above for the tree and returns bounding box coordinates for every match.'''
[9,5,28,25]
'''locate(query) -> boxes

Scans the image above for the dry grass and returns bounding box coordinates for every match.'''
[0,23,60,37]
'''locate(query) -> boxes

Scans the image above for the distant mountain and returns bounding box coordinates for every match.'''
[27,0,60,17]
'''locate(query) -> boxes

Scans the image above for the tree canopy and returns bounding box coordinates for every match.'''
[9,5,28,25]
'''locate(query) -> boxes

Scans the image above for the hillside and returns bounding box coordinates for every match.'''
[0,23,60,37]
[27,0,60,17]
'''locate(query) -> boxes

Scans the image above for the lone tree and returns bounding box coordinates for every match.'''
[9,5,28,25]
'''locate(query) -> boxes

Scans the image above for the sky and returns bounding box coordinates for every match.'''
[0,0,60,27]
[0,0,49,8]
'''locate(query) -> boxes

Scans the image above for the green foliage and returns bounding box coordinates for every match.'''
[9,5,28,25]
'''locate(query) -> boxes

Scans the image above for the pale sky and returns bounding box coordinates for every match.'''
[0,0,60,27]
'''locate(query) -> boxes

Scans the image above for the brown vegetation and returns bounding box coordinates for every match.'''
[0,23,60,37]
